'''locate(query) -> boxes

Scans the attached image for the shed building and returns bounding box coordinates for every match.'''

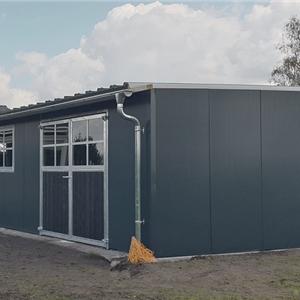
[1,82,300,258]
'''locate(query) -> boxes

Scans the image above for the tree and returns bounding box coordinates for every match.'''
[271,17,300,86]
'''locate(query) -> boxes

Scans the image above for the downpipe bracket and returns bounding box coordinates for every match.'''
[135,219,145,225]
[135,126,145,134]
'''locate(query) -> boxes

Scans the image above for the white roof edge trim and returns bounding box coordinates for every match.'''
[128,83,153,92]
[128,82,300,92]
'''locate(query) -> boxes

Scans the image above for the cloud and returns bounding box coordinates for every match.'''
[2,1,300,107]
[15,52,48,76]
[79,0,296,85]
[0,69,36,108]
[15,49,105,100]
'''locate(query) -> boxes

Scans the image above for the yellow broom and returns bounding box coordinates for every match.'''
[128,237,156,264]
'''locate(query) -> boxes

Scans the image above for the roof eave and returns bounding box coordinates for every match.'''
[0,83,152,122]
[0,91,118,122]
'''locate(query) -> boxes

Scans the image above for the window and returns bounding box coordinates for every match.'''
[72,117,104,166]
[42,116,105,168]
[42,123,69,167]
[0,127,14,172]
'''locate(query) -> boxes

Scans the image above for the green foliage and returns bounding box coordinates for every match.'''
[271,17,300,86]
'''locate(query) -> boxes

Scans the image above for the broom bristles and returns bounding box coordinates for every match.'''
[128,237,156,264]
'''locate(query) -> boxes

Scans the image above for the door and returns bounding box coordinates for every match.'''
[40,114,108,248]
[71,116,106,242]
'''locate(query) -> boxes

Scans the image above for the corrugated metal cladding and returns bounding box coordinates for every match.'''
[150,88,300,257]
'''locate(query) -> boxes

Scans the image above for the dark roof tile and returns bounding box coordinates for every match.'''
[0,105,10,114]
[0,83,127,117]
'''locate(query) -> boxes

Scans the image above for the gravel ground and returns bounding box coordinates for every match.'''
[1,232,300,300]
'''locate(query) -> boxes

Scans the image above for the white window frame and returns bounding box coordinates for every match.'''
[0,125,15,173]
[71,115,105,169]
[42,120,70,168]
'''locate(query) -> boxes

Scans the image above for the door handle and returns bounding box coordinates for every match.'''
[62,175,72,179]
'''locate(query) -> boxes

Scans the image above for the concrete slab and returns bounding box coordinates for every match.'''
[0,228,127,263]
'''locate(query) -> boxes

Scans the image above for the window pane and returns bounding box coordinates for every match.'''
[0,133,3,144]
[0,153,3,167]
[0,137,4,153]
[4,131,13,148]
[73,145,86,165]
[43,147,54,166]
[43,125,55,145]
[72,120,87,143]
[5,150,12,167]
[56,146,69,166]
[88,118,103,141]
[88,143,104,165]
[56,123,69,144]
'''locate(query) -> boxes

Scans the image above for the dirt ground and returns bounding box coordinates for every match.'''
[1,233,300,300]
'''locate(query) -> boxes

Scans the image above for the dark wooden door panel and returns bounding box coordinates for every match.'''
[43,172,68,234]
[73,172,104,240]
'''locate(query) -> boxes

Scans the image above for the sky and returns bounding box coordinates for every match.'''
[0,0,299,108]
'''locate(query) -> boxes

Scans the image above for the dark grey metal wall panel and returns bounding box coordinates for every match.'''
[210,90,262,253]
[0,174,22,230]
[0,121,40,233]
[262,91,300,250]
[107,108,134,251]
[150,89,211,257]
[73,171,104,240]
[43,172,68,234]
[21,121,40,232]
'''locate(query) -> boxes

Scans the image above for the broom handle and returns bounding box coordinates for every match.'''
[135,125,142,242]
